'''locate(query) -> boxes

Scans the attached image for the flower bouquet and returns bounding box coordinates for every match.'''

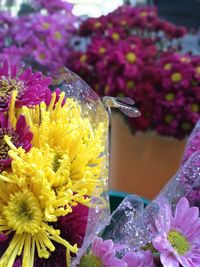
[78,119,200,267]
[0,60,113,267]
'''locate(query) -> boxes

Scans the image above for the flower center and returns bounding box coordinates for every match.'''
[164,63,172,70]
[52,153,61,172]
[180,56,190,63]
[94,21,101,28]
[121,20,127,26]
[54,31,62,40]
[39,53,46,60]
[3,190,43,235]
[99,47,106,54]
[126,81,135,89]
[181,122,191,131]
[112,33,120,41]
[80,254,102,267]
[104,85,110,94]
[164,114,173,124]
[117,92,125,97]
[80,54,87,63]
[0,132,12,160]
[42,22,50,29]
[171,72,182,82]
[140,11,147,17]
[51,153,71,187]
[126,52,137,64]
[195,66,200,75]
[191,103,199,112]
[0,78,25,107]
[165,93,175,101]
[168,230,190,255]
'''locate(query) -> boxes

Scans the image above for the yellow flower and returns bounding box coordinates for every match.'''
[0,91,109,267]
[0,183,77,267]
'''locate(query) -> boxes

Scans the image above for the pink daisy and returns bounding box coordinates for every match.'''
[152,197,200,267]
[80,237,127,267]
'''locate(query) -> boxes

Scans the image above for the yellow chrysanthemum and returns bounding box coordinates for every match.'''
[0,183,77,267]
[20,92,108,196]
[0,91,108,267]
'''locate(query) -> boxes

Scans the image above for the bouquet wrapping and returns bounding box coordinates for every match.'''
[80,119,200,267]
[0,60,111,267]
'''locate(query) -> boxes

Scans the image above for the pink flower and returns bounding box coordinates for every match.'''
[87,36,112,62]
[122,250,155,267]
[80,237,127,267]
[182,120,200,165]
[152,197,200,267]
[0,61,52,110]
[0,114,33,171]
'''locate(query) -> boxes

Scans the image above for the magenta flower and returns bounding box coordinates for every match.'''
[122,250,155,267]
[0,114,33,171]
[152,197,200,267]
[57,204,89,248]
[0,61,52,110]
[158,57,193,90]
[80,237,127,267]
[182,120,200,164]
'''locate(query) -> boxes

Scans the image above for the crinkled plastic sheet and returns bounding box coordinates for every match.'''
[53,69,111,266]
[97,120,200,254]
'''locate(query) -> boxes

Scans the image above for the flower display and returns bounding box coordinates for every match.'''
[0,1,75,73]
[69,5,200,139]
[0,61,109,267]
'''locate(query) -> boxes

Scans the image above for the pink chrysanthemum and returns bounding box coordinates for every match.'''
[122,250,155,267]
[0,61,52,110]
[0,114,33,171]
[80,237,127,267]
[152,197,200,267]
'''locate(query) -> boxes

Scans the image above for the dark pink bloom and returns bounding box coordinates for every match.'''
[0,61,52,110]
[34,204,88,267]
[0,114,33,171]
[57,204,89,248]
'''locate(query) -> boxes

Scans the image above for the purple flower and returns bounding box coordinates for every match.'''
[80,237,127,267]
[182,120,200,165]
[152,197,200,267]
[122,250,155,267]
[0,114,33,171]
[0,61,52,110]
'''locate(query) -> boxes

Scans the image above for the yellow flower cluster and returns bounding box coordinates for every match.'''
[0,92,108,267]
